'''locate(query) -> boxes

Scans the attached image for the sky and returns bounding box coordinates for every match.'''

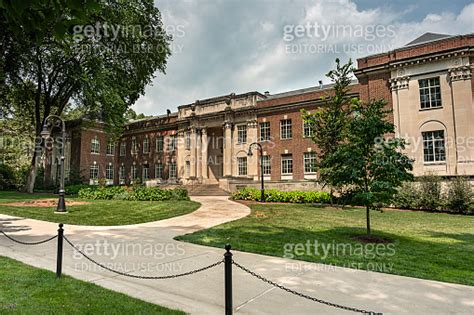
[133,0,474,116]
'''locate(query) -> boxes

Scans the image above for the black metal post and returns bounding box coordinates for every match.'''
[56,125,67,212]
[56,223,64,278]
[224,244,233,315]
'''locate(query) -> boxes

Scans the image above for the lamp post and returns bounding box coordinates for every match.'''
[247,142,265,202]
[40,115,67,213]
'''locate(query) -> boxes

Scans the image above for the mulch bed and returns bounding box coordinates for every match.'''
[0,199,91,207]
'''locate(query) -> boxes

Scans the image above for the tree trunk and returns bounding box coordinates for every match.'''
[366,205,371,236]
[24,149,39,193]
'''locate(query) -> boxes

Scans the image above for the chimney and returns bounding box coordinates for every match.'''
[264,91,270,96]
[318,80,323,89]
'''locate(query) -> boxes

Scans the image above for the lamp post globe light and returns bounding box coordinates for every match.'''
[247,142,265,202]
[41,115,67,213]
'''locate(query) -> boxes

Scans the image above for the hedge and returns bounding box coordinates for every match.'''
[77,186,189,201]
[232,188,330,204]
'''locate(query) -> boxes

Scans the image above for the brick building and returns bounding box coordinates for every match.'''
[59,32,474,191]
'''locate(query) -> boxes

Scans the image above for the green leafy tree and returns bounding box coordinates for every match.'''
[1,0,171,192]
[324,99,413,235]
[302,59,356,200]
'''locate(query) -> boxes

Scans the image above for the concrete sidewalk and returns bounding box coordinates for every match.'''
[0,196,473,314]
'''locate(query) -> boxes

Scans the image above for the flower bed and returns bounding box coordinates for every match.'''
[78,186,189,201]
[232,187,330,204]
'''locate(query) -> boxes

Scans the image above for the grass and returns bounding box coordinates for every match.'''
[0,191,200,226]
[0,255,183,314]
[177,202,474,286]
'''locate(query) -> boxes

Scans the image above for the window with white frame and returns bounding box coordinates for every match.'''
[143,137,150,153]
[185,132,191,150]
[156,136,164,152]
[131,165,138,180]
[169,135,177,151]
[169,162,177,179]
[419,77,442,109]
[155,162,163,179]
[280,119,292,139]
[91,138,100,154]
[237,157,247,175]
[143,164,149,180]
[106,164,114,180]
[120,142,126,156]
[422,130,446,163]
[90,164,99,180]
[106,142,115,155]
[262,155,271,175]
[119,165,125,182]
[237,125,247,144]
[131,138,138,154]
[260,122,270,141]
[303,121,313,138]
[303,152,317,173]
[281,154,293,174]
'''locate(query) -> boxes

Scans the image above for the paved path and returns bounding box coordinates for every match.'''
[0,196,473,314]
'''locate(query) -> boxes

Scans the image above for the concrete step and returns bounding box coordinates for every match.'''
[188,184,230,196]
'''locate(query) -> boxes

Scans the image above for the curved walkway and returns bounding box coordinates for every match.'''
[0,196,473,314]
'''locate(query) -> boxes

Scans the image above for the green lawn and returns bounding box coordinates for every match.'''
[177,203,474,286]
[0,256,183,314]
[0,191,200,226]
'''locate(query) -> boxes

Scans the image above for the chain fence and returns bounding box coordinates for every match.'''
[63,234,224,279]
[0,230,57,245]
[1,226,383,314]
[233,260,381,314]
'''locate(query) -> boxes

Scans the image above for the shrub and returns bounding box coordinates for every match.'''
[65,184,90,195]
[446,177,473,214]
[0,164,15,190]
[418,174,443,211]
[231,188,330,204]
[78,186,189,201]
[393,182,419,209]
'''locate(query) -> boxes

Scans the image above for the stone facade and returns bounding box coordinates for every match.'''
[61,33,474,191]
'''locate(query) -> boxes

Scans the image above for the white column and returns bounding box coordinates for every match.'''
[196,129,202,179]
[190,128,196,178]
[201,128,208,180]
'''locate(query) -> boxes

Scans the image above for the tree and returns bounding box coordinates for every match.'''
[302,58,356,201]
[0,0,171,192]
[323,99,413,235]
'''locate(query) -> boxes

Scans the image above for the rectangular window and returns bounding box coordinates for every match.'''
[91,138,100,154]
[237,125,247,144]
[280,119,292,139]
[304,152,317,173]
[238,157,247,176]
[419,77,442,109]
[90,164,99,180]
[422,130,446,163]
[281,154,293,174]
[131,139,138,154]
[106,164,114,180]
[260,122,270,141]
[303,121,313,138]
[169,162,177,179]
[155,162,163,179]
[120,142,126,156]
[168,135,177,151]
[185,132,191,150]
[106,142,115,155]
[143,137,150,153]
[185,161,190,177]
[262,155,271,175]
[119,165,125,181]
[156,136,164,152]
[143,165,149,180]
[131,165,138,180]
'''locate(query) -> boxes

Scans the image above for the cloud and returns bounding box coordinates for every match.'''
[133,0,474,116]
